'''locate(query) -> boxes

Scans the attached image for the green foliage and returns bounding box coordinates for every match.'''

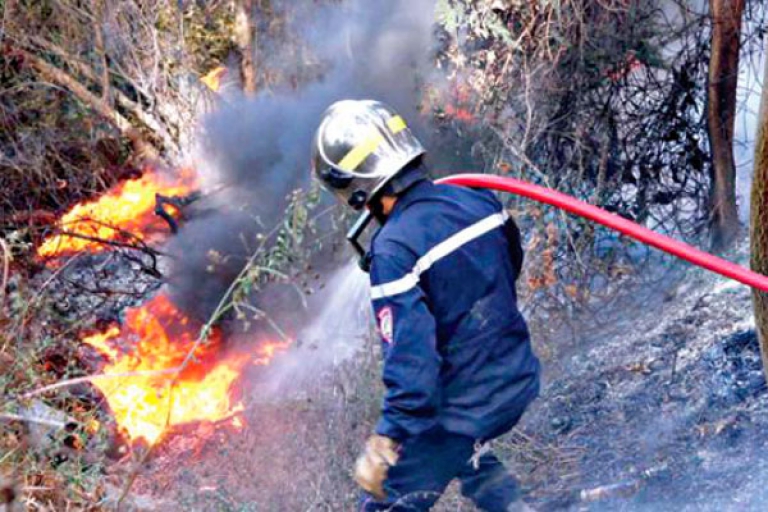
[435,0,461,33]
[436,0,513,43]
[262,183,322,268]
[226,182,323,335]
[179,3,238,72]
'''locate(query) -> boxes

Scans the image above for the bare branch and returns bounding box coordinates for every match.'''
[20,49,133,134]
[21,36,178,158]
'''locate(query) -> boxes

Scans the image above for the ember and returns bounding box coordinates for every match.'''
[422,83,477,124]
[84,294,288,445]
[37,169,198,260]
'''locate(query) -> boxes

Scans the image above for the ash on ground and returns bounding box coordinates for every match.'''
[35,250,162,326]
[508,239,768,511]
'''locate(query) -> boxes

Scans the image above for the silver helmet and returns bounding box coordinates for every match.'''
[311,100,426,210]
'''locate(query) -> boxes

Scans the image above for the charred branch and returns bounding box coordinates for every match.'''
[545,464,671,509]
[154,192,202,234]
[41,225,164,278]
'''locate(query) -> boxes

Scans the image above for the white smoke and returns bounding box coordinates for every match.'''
[249,261,372,399]
[734,28,766,221]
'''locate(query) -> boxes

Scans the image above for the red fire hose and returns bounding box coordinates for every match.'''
[437,174,768,293]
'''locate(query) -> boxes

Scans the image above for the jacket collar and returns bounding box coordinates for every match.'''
[389,179,434,220]
[367,180,433,259]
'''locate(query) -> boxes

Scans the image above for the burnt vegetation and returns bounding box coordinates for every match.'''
[435,0,767,337]
[1,0,768,510]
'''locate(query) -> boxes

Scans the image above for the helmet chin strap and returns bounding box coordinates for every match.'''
[347,210,374,272]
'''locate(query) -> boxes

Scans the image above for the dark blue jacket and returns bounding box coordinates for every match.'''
[369,180,540,442]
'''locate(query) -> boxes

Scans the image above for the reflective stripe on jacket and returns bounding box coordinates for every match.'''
[369,180,540,442]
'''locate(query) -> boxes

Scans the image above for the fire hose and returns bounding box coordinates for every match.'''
[434,174,768,293]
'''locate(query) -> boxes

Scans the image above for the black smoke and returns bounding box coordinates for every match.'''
[165,0,441,323]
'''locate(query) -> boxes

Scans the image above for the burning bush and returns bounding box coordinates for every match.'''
[37,169,198,262]
[83,294,251,446]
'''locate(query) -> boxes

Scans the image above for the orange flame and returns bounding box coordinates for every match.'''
[37,169,197,260]
[421,83,477,124]
[201,66,228,93]
[253,340,292,366]
[84,294,289,445]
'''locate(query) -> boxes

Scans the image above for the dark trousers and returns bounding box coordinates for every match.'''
[359,427,520,512]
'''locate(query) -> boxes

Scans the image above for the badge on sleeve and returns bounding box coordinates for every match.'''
[377,306,394,344]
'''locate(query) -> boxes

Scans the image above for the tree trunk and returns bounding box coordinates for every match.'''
[234,0,258,95]
[707,0,745,252]
[750,36,768,381]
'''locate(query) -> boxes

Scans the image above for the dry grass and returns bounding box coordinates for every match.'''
[0,275,113,510]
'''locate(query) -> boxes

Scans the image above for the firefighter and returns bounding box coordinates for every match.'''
[311,99,540,512]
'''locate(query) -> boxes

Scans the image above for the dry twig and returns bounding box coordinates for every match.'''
[0,238,9,307]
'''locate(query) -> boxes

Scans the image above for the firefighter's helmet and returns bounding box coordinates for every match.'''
[311,100,426,210]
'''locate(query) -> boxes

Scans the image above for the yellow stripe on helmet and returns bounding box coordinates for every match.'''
[387,115,406,134]
[338,133,385,171]
[338,116,407,172]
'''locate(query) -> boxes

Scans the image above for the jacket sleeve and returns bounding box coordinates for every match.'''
[369,243,441,442]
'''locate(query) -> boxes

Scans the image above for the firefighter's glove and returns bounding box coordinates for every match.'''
[353,434,399,500]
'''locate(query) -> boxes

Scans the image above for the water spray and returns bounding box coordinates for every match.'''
[435,174,768,293]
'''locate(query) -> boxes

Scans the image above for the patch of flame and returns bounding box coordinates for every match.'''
[82,294,288,446]
[422,83,477,124]
[86,419,101,434]
[253,341,291,366]
[37,169,197,260]
[201,66,228,92]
